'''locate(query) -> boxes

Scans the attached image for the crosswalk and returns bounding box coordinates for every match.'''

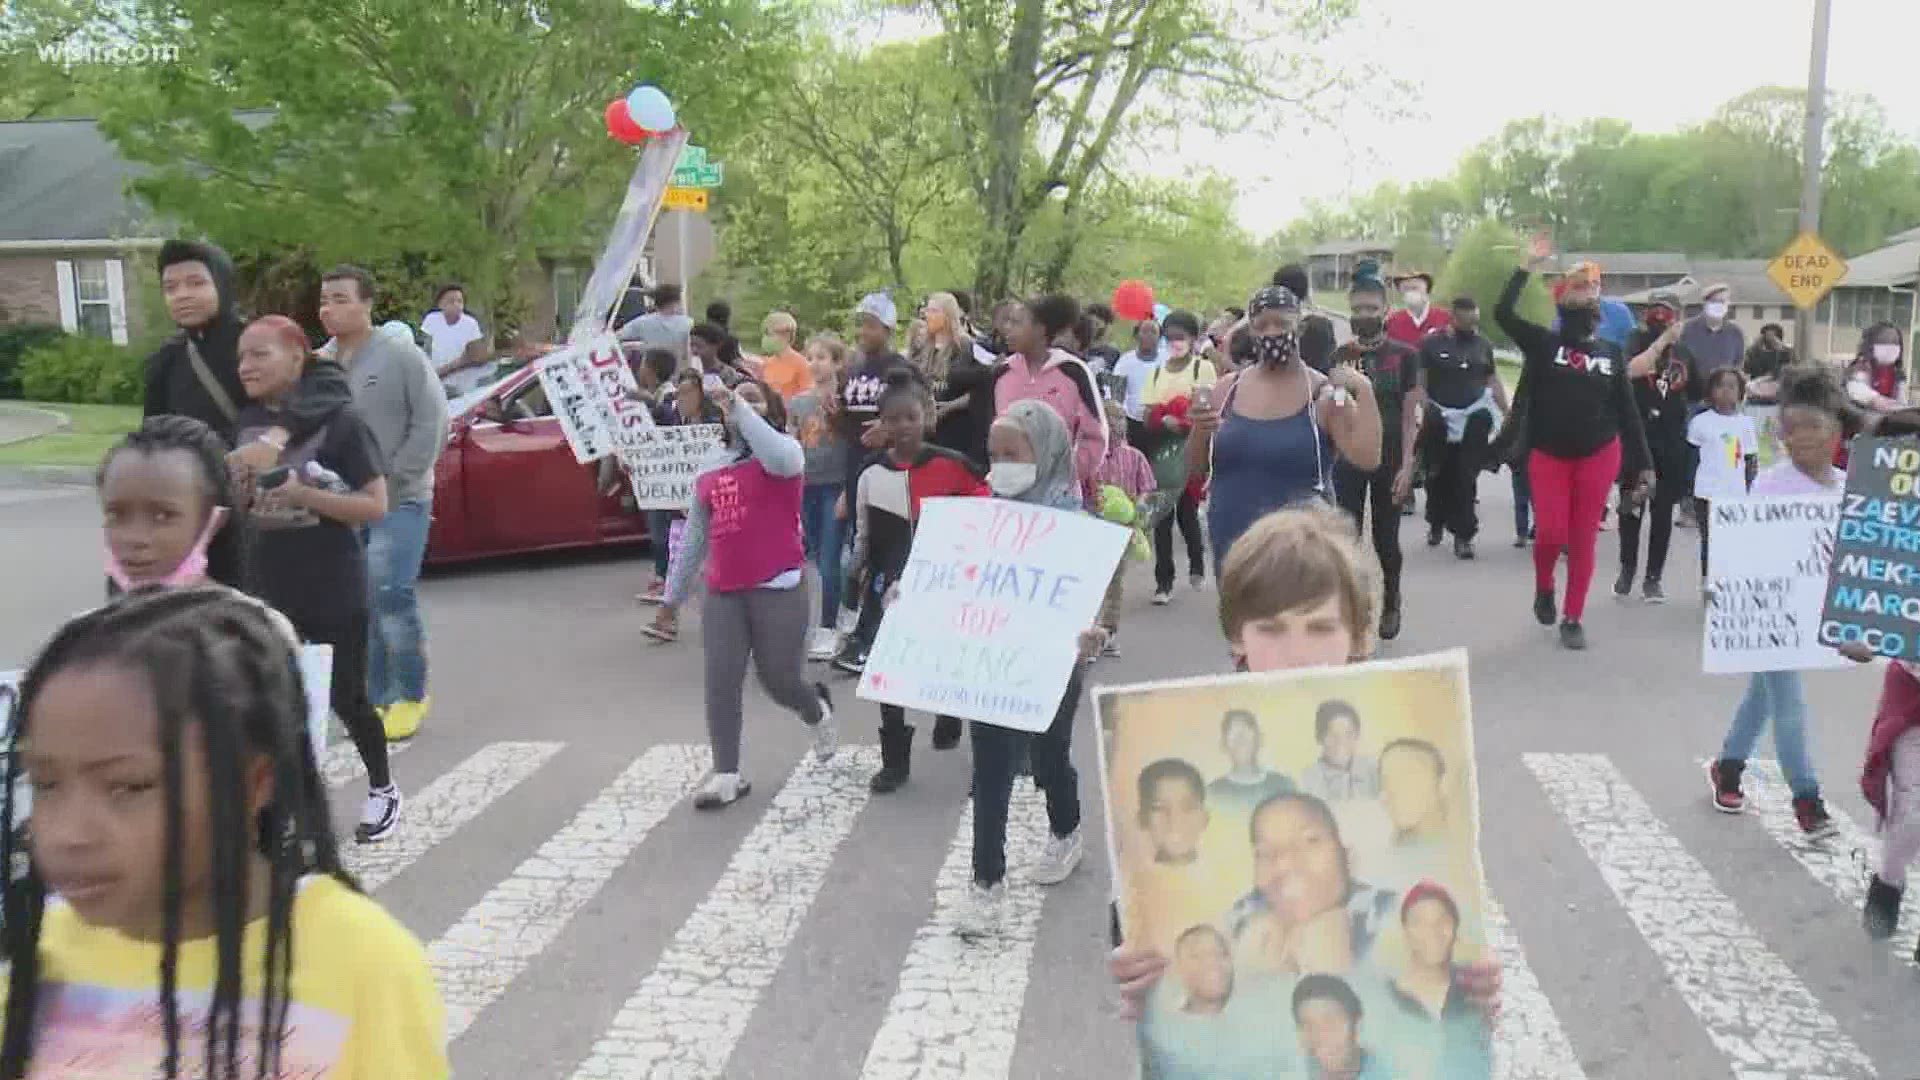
[322,740,1915,1079]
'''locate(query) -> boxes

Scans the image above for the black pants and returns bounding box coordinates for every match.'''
[970,667,1082,887]
[879,705,961,744]
[845,565,894,655]
[1617,451,1686,583]
[1334,462,1404,609]
[1421,410,1494,541]
[1698,496,1713,577]
[1154,488,1205,591]
[299,611,390,789]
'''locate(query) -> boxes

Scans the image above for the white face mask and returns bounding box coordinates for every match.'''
[987,462,1037,498]
[1874,343,1902,366]
[1402,289,1427,309]
[1704,300,1729,321]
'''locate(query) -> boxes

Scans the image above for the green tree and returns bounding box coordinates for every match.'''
[1434,218,1549,349]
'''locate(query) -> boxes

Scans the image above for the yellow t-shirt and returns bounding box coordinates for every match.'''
[19,875,447,1079]
[1143,358,1218,407]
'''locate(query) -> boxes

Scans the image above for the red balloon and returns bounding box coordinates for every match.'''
[1112,279,1155,322]
[605,99,648,144]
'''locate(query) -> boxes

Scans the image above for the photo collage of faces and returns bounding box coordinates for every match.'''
[1095,652,1492,1080]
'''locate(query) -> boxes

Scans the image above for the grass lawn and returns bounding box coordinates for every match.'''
[0,401,141,467]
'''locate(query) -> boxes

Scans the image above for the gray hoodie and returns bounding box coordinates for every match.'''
[998,399,1081,512]
[327,332,451,504]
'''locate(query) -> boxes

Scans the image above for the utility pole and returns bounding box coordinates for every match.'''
[1795,0,1832,359]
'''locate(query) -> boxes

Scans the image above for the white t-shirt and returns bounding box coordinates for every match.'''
[1111,346,1168,422]
[1687,409,1760,499]
[420,310,485,366]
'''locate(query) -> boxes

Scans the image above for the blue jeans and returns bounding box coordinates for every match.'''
[1722,670,1819,798]
[647,510,678,577]
[364,499,432,706]
[801,483,845,628]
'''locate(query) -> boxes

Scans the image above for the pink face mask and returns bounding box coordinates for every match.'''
[105,507,227,591]
[1168,339,1191,359]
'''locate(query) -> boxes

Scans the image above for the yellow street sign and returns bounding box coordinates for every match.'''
[663,187,709,213]
[1767,231,1848,311]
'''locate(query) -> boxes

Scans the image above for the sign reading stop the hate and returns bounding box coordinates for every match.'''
[1766,231,1849,311]
[1820,437,1920,659]
[858,498,1128,732]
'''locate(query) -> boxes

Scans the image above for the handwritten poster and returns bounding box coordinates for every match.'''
[536,333,648,463]
[1821,437,1920,660]
[626,425,725,510]
[858,497,1128,732]
[1702,495,1846,674]
[1095,650,1491,1080]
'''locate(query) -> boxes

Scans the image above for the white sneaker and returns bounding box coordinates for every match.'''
[355,785,402,844]
[954,880,1007,938]
[806,627,838,661]
[693,771,752,810]
[809,682,838,762]
[836,607,858,636]
[1029,828,1085,885]
[1151,589,1173,606]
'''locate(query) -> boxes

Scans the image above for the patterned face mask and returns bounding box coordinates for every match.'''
[1254,332,1297,366]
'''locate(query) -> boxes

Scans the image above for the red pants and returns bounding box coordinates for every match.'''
[1528,439,1621,623]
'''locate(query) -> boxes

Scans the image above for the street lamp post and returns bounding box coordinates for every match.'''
[1795,0,1832,360]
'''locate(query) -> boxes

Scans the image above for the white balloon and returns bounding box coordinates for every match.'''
[625,85,675,132]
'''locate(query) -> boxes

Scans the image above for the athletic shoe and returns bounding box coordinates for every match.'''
[1030,829,1086,885]
[808,682,838,762]
[1454,538,1475,561]
[836,606,858,636]
[642,621,678,644]
[1613,570,1633,599]
[383,698,428,741]
[830,645,867,675]
[869,765,909,794]
[1533,590,1557,627]
[1101,630,1121,658]
[1643,578,1667,604]
[1190,574,1206,591]
[1427,525,1444,548]
[355,785,402,844]
[693,771,752,810]
[806,627,838,661]
[1151,589,1173,606]
[637,580,666,605]
[931,715,962,750]
[1378,608,1402,642]
[1707,759,1745,813]
[955,881,1007,938]
[1513,535,1529,549]
[1864,875,1904,940]
[1557,621,1587,650]
[1793,796,1838,839]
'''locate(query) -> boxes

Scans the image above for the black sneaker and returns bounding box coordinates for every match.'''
[1557,621,1587,650]
[830,645,867,675]
[1454,538,1475,561]
[1613,569,1633,598]
[1708,759,1746,813]
[868,766,910,794]
[1864,874,1904,940]
[355,785,402,844]
[1533,590,1557,626]
[1378,607,1402,641]
[1427,525,1444,548]
[1643,578,1667,604]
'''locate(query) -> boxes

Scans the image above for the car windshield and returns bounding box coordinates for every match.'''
[448,363,520,418]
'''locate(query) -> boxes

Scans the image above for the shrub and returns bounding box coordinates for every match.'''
[0,323,67,399]
[17,334,144,404]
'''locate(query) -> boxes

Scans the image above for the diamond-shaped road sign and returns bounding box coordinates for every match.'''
[1767,231,1849,311]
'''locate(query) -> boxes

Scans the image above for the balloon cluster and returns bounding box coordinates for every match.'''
[1111,279,1155,322]
[604,84,677,145]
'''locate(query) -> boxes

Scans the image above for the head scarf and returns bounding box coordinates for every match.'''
[1551,260,1602,302]
[1247,285,1299,319]
[998,399,1080,511]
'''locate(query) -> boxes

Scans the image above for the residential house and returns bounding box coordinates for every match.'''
[1304,239,1395,295]
[1541,252,1692,297]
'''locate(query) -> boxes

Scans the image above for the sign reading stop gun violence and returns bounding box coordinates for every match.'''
[858,498,1128,732]
[1821,437,1920,660]
[536,334,649,463]
[1703,496,1846,674]
[627,424,725,510]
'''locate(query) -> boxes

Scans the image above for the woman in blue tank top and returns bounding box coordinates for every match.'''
[1188,285,1383,573]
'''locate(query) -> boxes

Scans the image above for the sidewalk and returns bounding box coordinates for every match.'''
[0,404,91,487]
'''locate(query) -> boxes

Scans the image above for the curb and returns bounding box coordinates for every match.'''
[0,465,94,488]
[0,404,69,449]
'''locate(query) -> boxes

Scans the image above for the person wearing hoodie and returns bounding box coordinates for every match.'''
[993,293,1108,506]
[146,240,353,453]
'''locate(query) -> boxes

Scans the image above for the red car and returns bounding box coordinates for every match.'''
[426,364,651,565]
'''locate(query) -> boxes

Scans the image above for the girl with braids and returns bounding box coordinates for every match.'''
[99,415,248,595]
[2,587,446,1078]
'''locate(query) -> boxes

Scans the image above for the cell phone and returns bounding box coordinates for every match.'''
[1191,385,1213,411]
[256,466,292,490]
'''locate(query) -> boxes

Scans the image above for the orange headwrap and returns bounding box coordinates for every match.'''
[1552,260,1602,301]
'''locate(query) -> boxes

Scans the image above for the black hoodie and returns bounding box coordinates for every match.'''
[144,240,351,445]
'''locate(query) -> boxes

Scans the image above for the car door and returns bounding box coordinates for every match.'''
[459,375,601,553]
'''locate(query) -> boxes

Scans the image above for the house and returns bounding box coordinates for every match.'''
[1541,252,1692,297]
[1304,239,1395,295]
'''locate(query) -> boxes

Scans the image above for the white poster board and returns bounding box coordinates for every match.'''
[857,498,1129,731]
[535,333,650,463]
[626,424,725,510]
[1703,494,1848,674]
[297,645,332,765]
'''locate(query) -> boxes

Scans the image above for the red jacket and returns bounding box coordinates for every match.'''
[1386,306,1452,348]
[1864,662,1920,825]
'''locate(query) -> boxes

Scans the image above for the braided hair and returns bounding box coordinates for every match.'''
[1,587,356,1079]
[98,415,248,591]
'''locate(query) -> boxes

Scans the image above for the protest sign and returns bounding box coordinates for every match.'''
[297,645,332,765]
[626,425,725,510]
[1702,495,1846,674]
[1821,437,1920,660]
[858,497,1128,732]
[535,334,647,463]
[1095,649,1490,1080]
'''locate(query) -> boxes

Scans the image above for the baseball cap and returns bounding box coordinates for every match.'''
[856,291,898,329]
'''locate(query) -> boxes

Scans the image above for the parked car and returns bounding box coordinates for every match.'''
[427,365,651,565]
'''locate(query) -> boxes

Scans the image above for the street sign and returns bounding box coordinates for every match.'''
[676,145,707,169]
[1767,231,1849,311]
[662,187,709,212]
[670,162,723,189]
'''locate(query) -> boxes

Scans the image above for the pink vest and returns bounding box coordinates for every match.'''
[696,458,805,594]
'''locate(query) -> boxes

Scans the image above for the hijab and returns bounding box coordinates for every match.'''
[999,399,1081,511]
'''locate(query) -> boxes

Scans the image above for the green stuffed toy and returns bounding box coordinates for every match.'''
[1097,484,1153,561]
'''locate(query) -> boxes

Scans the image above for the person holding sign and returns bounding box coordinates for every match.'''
[1705,367,1843,837]
[650,379,838,810]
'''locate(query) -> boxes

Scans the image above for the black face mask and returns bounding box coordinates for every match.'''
[1350,315,1384,340]
[1254,332,1297,366]
[1558,304,1597,341]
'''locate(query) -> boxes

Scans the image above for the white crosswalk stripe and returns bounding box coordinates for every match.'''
[344,740,562,891]
[1525,752,1878,1079]
[1486,898,1588,1080]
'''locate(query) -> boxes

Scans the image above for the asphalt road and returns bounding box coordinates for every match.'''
[1,476,1914,1079]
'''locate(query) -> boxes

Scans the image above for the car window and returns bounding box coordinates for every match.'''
[503,379,553,420]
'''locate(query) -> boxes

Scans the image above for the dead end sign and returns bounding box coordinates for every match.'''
[1766,231,1849,311]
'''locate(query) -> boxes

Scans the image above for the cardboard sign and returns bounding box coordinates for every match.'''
[626,425,725,510]
[1703,496,1847,674]
[1095,650,1492,1079]
[1822,437,1920,659]
[857,498,1128,732]
[536,334,647,463]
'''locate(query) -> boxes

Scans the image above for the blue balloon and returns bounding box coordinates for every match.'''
[1152,302,1170,323]
[625,85,675,132]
